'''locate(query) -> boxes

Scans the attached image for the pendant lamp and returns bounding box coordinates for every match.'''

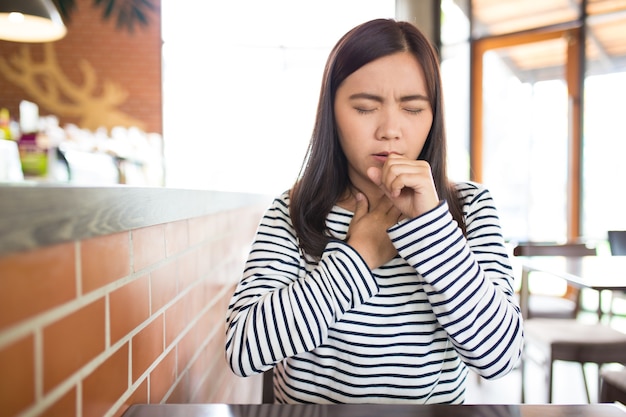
[0,0,67,42]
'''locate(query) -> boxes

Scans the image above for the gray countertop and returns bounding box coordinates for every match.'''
[0,183,272,256]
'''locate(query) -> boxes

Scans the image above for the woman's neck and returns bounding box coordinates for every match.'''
[336,183,385,213]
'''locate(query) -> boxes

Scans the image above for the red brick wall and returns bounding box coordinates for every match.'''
[0,204,266,417]
[0,0,162,134]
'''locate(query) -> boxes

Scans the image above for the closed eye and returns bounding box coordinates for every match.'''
[355,107,376,114]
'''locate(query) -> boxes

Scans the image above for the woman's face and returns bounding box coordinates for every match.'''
[334,51,434,196]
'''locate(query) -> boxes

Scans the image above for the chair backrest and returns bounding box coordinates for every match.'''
[262,369,274,403]
[513,242,596,311]
[608,231,626,256]
[513,242,596,257]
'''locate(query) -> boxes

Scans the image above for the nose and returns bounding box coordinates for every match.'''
[375,108,401,141]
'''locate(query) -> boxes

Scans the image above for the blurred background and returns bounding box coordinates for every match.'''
[1,0,625,244]
[160,0,626,246]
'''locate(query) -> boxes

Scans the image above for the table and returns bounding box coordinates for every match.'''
[517,256,626,320]
[122,403,626,417]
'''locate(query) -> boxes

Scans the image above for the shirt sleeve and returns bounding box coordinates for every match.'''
[225,196,379,377]
[387,187,524,379]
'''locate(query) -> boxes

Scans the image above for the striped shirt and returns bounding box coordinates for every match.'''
[225,181,523,404]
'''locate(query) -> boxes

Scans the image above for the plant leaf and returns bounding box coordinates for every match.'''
[52,0,156,33]
[52,0,77,21]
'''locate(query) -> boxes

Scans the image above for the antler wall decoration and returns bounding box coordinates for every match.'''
[0,43,146,131]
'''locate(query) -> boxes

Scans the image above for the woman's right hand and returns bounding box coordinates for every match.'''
[346,193,401,270]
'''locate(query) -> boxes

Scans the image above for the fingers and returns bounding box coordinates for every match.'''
[350,192,400,231]
[369,162,427,199]
[390,160,430,194]
[378,156,432,198]
[369,194,403,226]
[374,155,439,218]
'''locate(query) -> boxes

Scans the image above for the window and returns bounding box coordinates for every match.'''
[441,0,626,242]
[161,0,395,194]
[582,9,626,239]
[441,0,471,183]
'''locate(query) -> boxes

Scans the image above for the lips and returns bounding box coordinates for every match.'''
[372,152,392,164]
[372,151,402,160]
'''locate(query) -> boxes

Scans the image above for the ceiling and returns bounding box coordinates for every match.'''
[470,0,626,81]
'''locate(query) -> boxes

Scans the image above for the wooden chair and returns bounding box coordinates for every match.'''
[600,368,626,404]
[607,231,626,320]
[513,242,596,319]
[262,369,275,403]
[608,231,626,256]
[521,318,626,402]
[515,241,626,403]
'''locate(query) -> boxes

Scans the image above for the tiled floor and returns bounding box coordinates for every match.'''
[464,314,626,405]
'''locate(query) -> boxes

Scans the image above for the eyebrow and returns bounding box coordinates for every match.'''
[348,93,430,102]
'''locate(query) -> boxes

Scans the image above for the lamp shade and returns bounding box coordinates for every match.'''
[0,0,67,42]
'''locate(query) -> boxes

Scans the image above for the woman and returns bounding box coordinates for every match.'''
[225,18,523,404]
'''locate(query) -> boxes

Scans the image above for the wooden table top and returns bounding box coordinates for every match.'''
[518,255,626,291]
[122,403,626,417]
[516,255,626,319]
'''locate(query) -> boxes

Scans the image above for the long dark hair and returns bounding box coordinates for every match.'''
[290,18,466,260]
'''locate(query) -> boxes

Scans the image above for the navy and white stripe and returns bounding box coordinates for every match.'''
[225,181,523,404]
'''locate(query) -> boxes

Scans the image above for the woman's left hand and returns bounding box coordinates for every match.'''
[367,154,440,219]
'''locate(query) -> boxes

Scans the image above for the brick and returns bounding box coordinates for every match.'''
[166,372,190,404]
[43,299,106,393]
[0,335,35,417]
[188,336,220,402]
[206,286,232,332]
[40,387,76,417]
[176,327,195,378]
[82,343,129,417]
[110,275,150,344]
[165,220,189,257]
[111,379,147,417]
[164,295,187,347]
[150,261,178,313]
[131,315,164,382]
[81,232,131,293]
[197,242,213,279]
[132,225,166,272]
[178,249,199,291]
[0,243,76,329]
[150,349,176,403]
[188,216,211,246]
